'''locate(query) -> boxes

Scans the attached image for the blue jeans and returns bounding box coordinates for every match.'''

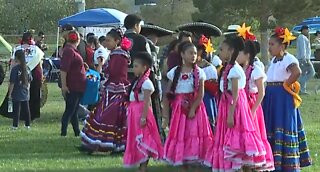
[298,59,315,93]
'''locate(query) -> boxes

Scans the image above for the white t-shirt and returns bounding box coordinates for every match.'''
[249,65,267,93]
[129,79,154,102]
[219,62,246,92]
[266,53,299,82]
[202,65,218,81]
[167,66,206,94]
[94,46,109,65]
[11,45,44,71]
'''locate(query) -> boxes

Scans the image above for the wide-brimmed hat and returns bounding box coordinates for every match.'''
[177,22,222,37]
[140,23,174,37]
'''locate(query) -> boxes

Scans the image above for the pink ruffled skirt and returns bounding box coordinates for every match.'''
[164,93,214,166]
[123,102,163,167]
[248,93,274,171]
[212,89,267,171]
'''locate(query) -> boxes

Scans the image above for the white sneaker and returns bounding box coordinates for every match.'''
[11,126,18,130]
[25,125,31,129]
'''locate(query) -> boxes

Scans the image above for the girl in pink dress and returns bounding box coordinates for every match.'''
[212,35,267,171]
[162,42,214,172]
[237,39,275,171]
[123,52,163,172]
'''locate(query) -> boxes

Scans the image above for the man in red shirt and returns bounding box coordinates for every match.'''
[60,30,86,137]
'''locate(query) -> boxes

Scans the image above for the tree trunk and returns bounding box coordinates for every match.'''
[259,0,270,67]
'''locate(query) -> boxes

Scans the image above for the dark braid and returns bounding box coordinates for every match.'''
[167,41,196,100]
[218,36,245,96]
[244,40,258,66]
[167,65,181,100]
[127,77,139,101]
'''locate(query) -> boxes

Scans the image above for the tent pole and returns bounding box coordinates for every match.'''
[56,27,59,58]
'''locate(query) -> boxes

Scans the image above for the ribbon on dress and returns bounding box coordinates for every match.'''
[283,81,302,108]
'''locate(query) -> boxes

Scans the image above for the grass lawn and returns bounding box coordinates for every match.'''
[0,80,319,172]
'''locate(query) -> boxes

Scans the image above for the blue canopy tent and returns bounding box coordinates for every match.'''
[58,8,128,27]
[292,16,320,34]
[54,8,127,58]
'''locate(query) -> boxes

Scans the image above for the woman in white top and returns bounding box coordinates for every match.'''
[123,52,163,172]
[237,40,274,171]
[262,27,311,171]
[196,35,219,131]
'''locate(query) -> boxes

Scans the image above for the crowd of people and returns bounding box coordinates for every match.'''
[0,13,317,172]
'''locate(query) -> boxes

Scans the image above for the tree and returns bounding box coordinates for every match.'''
[0,0,76,34]
[85,0,129,12]
[193,0,320,64]
[140,0,197,30]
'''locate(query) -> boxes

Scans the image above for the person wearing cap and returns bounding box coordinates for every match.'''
[124,14,151,81]
[296,25,315,94]
[61,24,87,63]
[93,36,109,71]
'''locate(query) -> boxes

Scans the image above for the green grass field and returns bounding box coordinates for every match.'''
[0,80,319,172]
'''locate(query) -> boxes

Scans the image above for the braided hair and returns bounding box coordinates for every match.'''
[167,41,197,100]
[127,52,159,100]
[218,35,245,95]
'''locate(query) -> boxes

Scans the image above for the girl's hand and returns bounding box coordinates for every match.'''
[188,108,196,119]
[227,107,235,128]
[140,117,146,128]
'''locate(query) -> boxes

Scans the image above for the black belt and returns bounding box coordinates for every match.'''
[266,82,283,86]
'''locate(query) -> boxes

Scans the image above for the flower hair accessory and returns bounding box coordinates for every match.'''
[274,27,296,45]
[68,33,78,41]
[198,34,215,53]
[237,23,256,41]
[121,37,132,51]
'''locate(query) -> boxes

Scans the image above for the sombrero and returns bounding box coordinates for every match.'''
[177,22,222,37]
[140,23,174,37]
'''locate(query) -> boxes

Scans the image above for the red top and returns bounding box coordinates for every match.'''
[60,44,86,92]
[167,51,182,72]
[85,46,94,69]
[32,64,43,81]
[105,50,130,86]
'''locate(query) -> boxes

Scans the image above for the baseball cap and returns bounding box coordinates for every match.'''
[61,24,75,32]
[300,25,309,31]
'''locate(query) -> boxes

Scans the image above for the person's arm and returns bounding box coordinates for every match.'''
[227,78,239,128]
[60,71,69,96]
[188,79,205,118]
[60,48,72,96]
[8,83,14,99]
[140,89,152,127]
[286,63,301,85]
[297,36,307,60]
[251,77,265,117]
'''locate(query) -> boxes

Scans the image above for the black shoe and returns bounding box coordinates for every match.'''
[61,132,67,137]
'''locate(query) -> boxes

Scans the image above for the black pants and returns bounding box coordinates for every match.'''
[29,79,41,120]
[61,91,82,136]
[13,101,31,127]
